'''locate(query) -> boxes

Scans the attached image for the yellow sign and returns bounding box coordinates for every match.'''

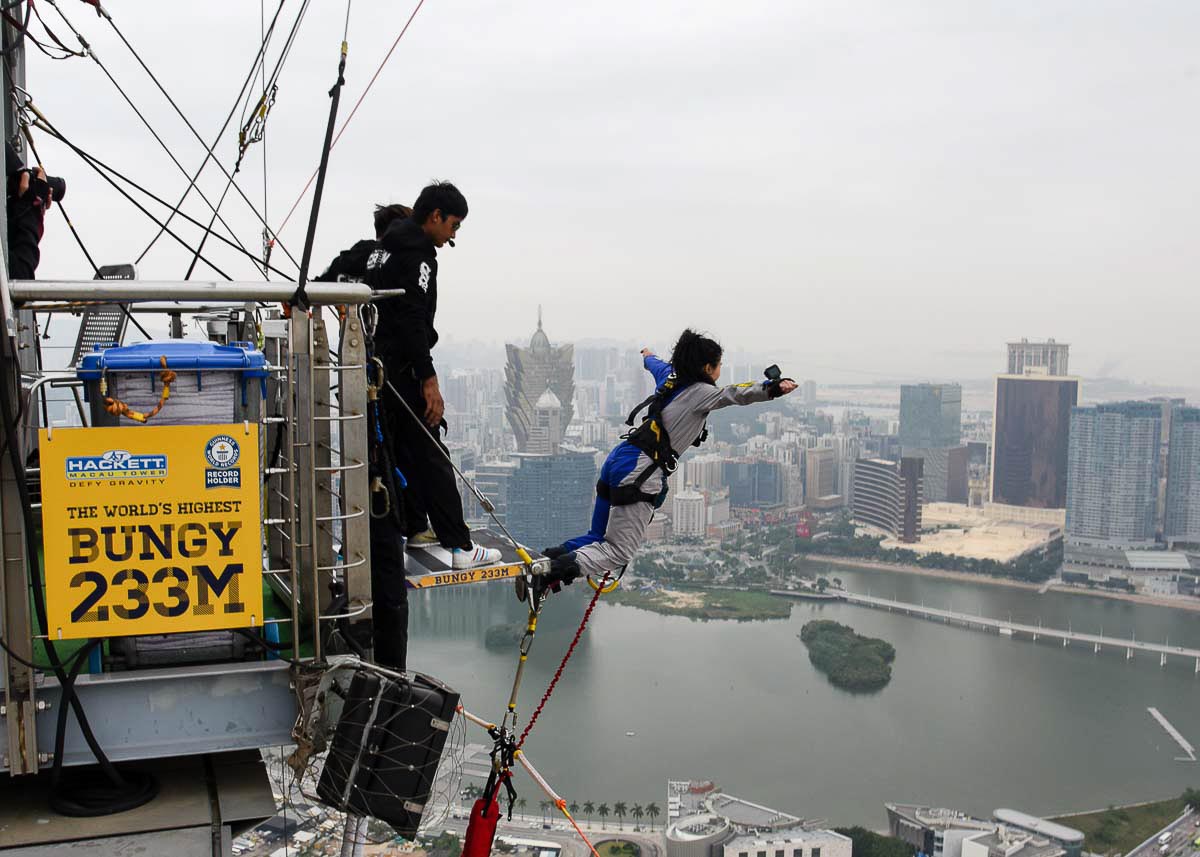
[38,423,263,639]
[406,563,525,590]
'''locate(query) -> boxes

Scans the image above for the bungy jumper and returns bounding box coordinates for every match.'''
[0,3,648,856]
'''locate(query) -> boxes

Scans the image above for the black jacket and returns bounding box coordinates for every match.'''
[365,218,439,381]
[6,176,49,280]
[315,237,376,283]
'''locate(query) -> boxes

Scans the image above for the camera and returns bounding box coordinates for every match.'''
[764,364,782,382]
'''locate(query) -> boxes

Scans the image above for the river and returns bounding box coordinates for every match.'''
[408,560,1200,829]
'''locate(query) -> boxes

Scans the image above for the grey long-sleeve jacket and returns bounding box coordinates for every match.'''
[609,356,774,499]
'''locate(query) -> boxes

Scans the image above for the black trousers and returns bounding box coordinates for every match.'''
[386,374,472,550]
[369,511,408,671]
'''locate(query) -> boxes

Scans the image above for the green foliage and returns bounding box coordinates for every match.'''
[835,827,915,857]
[427,831,461,857]
[800,620,895,691]
[598,842,642,857]
[606,587,792,621]
[1051,796,1187,856]
[1184,787,1200,811]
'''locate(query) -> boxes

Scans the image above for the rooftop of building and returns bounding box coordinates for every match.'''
[995,372,1078,382]
[883,503,1061,563]
[886,803,994,832]
[668,779,720,818]
[1063,543,1195,572]
[1071,400,1164,417]
[706,793,803,829]
[725,828,850,850]
[966,831,1064,857]
[992,809,1084,844]
[666,813,731,842]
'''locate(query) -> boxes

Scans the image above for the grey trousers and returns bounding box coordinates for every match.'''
[572,501,657,579]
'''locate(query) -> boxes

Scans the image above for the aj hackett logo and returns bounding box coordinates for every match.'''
[204,434,242,489]
[65,449,168,483]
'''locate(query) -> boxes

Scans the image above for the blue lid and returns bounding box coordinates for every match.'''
[77,340,269,380]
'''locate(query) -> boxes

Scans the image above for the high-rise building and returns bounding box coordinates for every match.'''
[802,379,817,405]
[900,384,962,449]
[672,490,706,538]
[685,453,726,492]
[805,446,839,506]
[504,310,575,452]
[851,457,923,542]
[900,384,964,503]
[990,375,1079,510]
[1006,338,1069,376]
[967,441,991,507]
[1150,397,1186,533]
[1166,406,1200,547]
[724,460,784,509]
[904,445,970,504]
[525,387,565,455]
[506,448,597,549]
[462,459,520,526]
[1065,402,1161,547]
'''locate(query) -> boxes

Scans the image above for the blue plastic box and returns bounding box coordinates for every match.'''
[77,340,269,427]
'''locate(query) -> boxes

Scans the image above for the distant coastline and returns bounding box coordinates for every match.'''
[807,555,1200,614]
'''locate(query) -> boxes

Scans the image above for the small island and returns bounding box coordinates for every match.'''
[799,620,895,691]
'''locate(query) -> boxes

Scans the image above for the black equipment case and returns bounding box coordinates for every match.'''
[316,668,460,838]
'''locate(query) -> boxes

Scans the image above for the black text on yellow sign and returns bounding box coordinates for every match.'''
[38,424,263,639]
[406,563,524,589]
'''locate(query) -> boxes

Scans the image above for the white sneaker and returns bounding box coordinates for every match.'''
[452,545,502,570]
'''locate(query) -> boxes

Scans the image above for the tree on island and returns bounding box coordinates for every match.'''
[646,802,660,830]
[614,801,628,830]
[598,803,611,829]
[800,620,896,691]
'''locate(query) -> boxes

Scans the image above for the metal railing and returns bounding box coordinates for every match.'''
[1,280,375,776]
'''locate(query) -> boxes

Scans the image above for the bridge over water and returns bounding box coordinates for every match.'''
[836,591,1200,672]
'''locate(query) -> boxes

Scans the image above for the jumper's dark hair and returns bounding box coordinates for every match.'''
[670,329,723,385]
[373,203,412,238]
[412,181,468,225]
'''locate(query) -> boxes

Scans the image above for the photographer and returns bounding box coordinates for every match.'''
[6,142,64,280]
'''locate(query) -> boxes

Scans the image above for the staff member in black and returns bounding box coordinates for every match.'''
[366,181,501,570]
[314,203,411,283]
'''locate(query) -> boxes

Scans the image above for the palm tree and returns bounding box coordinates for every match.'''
[646,802,660,831]
[614,801,627,830]
[539,800,549,823]
[569,801,580,819]
[583,801,595,824]
[598,803,610,829]
[632,804,645,830]
[517,797,527,817]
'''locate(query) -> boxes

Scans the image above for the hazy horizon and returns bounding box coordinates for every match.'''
[21,0,1199,387]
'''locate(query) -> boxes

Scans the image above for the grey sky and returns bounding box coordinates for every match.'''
[25,0,1199,388]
